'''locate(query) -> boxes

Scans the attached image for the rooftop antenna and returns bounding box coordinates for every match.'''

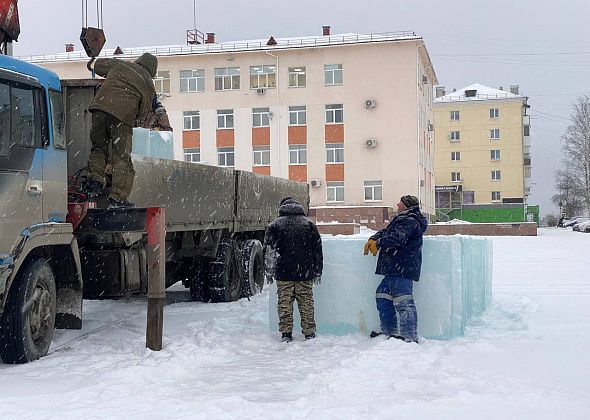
[186,0,204,44]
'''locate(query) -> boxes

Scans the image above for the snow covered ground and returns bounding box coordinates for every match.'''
[1,228,589,419]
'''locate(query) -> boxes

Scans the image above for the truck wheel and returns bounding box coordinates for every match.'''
[0,258,57,364]
[241,239,264,296]
[208,238,242,303]
[189,261,209,302]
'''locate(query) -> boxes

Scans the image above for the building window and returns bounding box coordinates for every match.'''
[451,172,461,182]
[180,69,204,92]
[450,110,460,121]
[491,170,501,181]
[327,181,344,202]
[364,181,383,201]
[289,106,306,125]
[326,104,343,124]
[289,144,307,164]
[215,67,240,91]
[217,109,234,129]
[252,107,270,127]
[524,125,530,136]
[218,147,235,167]
[253,146,270,166]
[490,108,499,118]
[250,65,276,89]
[451,151,461,161]
[154,71,170,95]
[324,64,343,85]
[183,111,200,130]
[288,67,306,87]
[492,191,501,201]
[450,131,460,141]
[491,149,501,160]
[184,147,200,163]
[490,128,500,139]
[326,143,344,163]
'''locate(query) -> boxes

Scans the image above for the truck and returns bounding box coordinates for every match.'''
[0,55,309,363]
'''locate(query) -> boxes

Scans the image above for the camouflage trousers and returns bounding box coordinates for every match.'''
[88,110,135,201]
[277,280,316,335]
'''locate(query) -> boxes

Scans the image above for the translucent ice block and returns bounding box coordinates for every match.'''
[132,128,174,159]
[269,235,493,340]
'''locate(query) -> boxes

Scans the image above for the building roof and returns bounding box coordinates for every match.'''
[20,31,421,64]
[434,83,523,103]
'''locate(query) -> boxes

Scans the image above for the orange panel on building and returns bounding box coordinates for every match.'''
[252,127,270,146]
[289,165,307,182]
[325,124,344,142]
[182,130,200,148]
[252,166,271,175]
[326,164,344,181]
[288,126,307,145]
[216,129,235,147]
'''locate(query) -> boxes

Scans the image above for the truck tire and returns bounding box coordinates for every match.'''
[188,261,209,302]
[0,258,57,363]
[241,239,264,297]
[208,238,243,303]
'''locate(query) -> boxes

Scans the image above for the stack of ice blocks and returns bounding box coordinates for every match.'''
[269,235,493,340]
[132,128,174,160]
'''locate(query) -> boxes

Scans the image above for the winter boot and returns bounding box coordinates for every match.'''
[281,332,293,342]
[304,333,316,340]
[389,334,419,343]
[370,331,382,338]
[108,197,135,209]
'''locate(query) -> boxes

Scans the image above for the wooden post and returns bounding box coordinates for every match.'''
[146,207,166,351]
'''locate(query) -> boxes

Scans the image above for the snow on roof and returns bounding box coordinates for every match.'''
[20,31,420,64]
[434,83,523,103]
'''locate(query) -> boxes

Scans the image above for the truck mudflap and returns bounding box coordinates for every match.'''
[1,223,83,330]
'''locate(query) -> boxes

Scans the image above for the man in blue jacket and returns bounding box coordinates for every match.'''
[363,195,428,343]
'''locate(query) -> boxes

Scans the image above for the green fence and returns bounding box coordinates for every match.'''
[442,204,540,224]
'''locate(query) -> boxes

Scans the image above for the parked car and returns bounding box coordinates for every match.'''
[573,219,590,233]
[563,217,589,228]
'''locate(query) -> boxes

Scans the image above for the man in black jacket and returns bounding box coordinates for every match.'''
[364,195,428,343]
[264,197,323,342]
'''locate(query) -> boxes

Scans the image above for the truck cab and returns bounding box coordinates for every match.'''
[0,55,83,364]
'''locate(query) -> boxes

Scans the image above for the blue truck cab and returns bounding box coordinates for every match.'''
[0,55,83,364]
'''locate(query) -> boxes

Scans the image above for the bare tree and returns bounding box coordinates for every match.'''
[557,95,590,215]
[552,169,585,217]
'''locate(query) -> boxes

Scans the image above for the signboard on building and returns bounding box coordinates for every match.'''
[435,185,462,192]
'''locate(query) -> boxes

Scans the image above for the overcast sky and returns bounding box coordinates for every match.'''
[14,0,590,216]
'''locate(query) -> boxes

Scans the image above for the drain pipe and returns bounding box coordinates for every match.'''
[266,50,281,176]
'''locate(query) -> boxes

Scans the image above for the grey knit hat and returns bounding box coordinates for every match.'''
[400,195,419,208]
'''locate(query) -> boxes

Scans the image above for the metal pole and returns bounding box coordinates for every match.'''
[146,207,166,351]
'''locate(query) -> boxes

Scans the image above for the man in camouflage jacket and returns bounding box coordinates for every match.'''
[85,53,160,207]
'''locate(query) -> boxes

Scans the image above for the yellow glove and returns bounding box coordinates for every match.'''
[363,239,378,256]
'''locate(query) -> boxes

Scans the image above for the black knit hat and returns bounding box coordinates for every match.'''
[280,196,294,206]
[400,195,419,208]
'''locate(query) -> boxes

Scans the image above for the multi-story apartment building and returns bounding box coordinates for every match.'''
[25,28,437,216]
[433,83,532,220]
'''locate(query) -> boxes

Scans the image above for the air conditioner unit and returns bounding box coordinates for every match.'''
[310,179,322,188]
[364,99,376,109]
[422,74,428,84]
[256,88,266,95]
[365,138,378,149]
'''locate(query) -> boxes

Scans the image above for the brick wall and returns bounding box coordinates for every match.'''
[316,223,361,236]
[310,206,393,231]
[426,222,537,236]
